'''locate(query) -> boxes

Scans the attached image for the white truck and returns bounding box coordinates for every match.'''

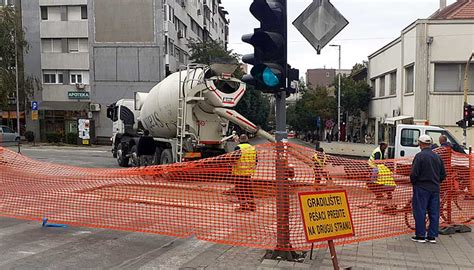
[386,124,466,159]
[107,64,274,167]
[319,123,466,158]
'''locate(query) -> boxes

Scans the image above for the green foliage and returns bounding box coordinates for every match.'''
[350,61,368,76]
[66,132,77,145]
[287,87,337,132]
[0,6,39,109]
[24,130,34,142]
[235,85,271,131]
[336,75,372,116]
[188,39,240,66]
[46,132,62,143]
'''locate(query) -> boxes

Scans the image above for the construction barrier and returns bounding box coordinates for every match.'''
[0,143,472,251]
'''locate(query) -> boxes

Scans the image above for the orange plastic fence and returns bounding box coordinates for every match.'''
[0,143,472,251]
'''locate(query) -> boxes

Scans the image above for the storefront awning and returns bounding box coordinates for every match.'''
[384,115,413,125]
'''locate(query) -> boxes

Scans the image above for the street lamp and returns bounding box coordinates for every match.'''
[330,44,341,142]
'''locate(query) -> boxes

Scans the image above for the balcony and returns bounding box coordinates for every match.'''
[41,52,89,70]
[40,20,88,38]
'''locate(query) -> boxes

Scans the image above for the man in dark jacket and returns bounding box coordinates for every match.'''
[439,135,465,154]
[410,135,446,243]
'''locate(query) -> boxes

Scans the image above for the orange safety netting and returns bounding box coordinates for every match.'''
[0,143,472,251]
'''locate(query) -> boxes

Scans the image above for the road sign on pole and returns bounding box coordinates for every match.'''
[293,0,348,54]
[31,101,38,111]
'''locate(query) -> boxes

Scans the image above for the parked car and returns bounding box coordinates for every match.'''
[0,125,20,143]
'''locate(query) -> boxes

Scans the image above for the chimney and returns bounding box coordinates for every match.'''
[440,0,447,10]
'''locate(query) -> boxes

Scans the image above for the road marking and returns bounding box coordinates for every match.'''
[21,148,108,154]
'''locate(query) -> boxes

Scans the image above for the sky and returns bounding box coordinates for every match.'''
[221,0,457,75]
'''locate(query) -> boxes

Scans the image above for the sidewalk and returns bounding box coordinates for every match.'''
[270,232,474,269]
[0,217,471,269]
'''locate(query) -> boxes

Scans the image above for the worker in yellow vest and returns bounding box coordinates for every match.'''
[231,134,257,212]
[367,142,396,200]
[368,164,397,200]
[313,147,331,187]
[368,142,388,168]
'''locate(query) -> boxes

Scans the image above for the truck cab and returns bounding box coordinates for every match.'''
[388,124,464,158]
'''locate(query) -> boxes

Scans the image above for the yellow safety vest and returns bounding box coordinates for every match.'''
[313,152,327,167]
[368,147,383,168]
[375,164,396,187]
[232,143,257,176]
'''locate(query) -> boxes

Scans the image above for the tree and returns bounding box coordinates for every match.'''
[0,6,38,111]
[188,39,239,66]
[187,39,272,131]
[350,61,368,76]
[287,86,336,132]
[336,75,371,117]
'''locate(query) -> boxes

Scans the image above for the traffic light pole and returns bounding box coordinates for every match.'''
[272,0,298,261]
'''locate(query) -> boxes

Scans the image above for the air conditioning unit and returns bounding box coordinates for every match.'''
[393,108,401,117]
[177,30,184,39]
[75,83,85,90]
[89,103,101,112]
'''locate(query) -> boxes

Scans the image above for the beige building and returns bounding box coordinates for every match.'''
[368,0,474,146]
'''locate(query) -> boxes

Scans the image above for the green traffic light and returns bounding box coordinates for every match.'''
[263,67,279,87]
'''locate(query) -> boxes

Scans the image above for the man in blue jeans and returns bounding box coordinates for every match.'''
[410,135,446,243]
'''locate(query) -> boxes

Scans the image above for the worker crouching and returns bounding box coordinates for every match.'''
[231,134,257,212]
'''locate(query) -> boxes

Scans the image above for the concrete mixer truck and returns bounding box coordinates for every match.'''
[107,64,274,167]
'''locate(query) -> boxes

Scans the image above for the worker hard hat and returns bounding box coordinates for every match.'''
[418,134,433,144]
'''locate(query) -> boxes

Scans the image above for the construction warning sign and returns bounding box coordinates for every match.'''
[298,190,355,242]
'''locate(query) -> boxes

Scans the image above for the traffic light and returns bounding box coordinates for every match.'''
[464,104,474,127]
[242,0,287,93]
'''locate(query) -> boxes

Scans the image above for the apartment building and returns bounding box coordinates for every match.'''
[21,0,230,142]
[368,0,474,146]
[21,1,90,141]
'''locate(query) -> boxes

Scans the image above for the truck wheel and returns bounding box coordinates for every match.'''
[160,149,173,165]
[117,144,129,167]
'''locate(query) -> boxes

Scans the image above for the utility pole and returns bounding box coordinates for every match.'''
[14,17,20,136]
[330,44,342,141]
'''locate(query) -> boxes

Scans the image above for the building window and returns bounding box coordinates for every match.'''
[405,65,414,93]
[68,39,79,53]
[390,71,397,95]
[370,79,376,97]
[70,73,83,84]
[41,6,48,20]
[67,38,88,53]
[379,76,385,97]
[43,71,64,84]
[81,5,87,19]
[434,63,467,92]
[41,39,62,53]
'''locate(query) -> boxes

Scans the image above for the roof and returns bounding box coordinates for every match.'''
[384,116,413,125]
[430,0,474,19]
